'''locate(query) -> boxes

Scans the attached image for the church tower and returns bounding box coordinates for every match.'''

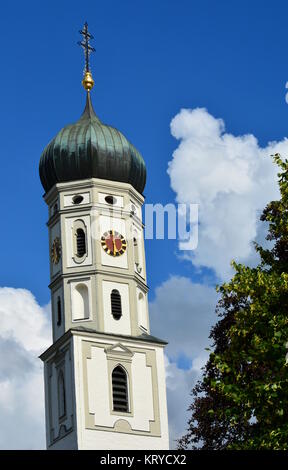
[39,24,169,450]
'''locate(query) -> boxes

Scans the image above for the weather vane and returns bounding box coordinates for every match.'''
[78,22,95,91]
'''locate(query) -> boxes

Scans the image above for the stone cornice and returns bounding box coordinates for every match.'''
[47,204,144,230]
[49,269,149,292]
[44,178,145,206]
[39,328,167,362]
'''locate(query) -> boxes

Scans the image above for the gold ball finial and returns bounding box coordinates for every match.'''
[82,71,94,91]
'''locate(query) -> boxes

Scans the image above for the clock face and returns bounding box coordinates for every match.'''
[101,230,127,257]
[51,237,61,264]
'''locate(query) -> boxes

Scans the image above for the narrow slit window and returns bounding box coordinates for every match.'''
[58,370,66,419]
[111,289,122,320]
[76,228,86,257]
[57,296,62,326]
[112,366,129,413]
[133,237,139,261]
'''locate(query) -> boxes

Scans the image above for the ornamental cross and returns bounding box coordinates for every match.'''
[78,22,95,74]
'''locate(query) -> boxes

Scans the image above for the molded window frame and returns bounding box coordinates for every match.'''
[71,280,91,322]
[105,345,134,418]
[76,228,86,257]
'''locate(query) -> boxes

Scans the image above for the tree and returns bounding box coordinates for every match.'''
[178,154,288,450]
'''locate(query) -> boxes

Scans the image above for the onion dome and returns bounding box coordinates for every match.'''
[39,92,146,194]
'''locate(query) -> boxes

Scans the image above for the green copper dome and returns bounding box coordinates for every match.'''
[39,93,146,194]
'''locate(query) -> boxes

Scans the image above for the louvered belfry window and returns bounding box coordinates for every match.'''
[112,366,129,412]
[76,228,86,257]
[111,289,122,320]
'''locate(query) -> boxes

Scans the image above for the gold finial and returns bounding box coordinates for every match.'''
[82,71,94,91]
[78,22,95,91]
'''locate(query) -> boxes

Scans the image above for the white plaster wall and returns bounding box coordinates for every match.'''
[64,191,90,207]
[86,347,153,431]
[155,346,170,448]
[65,215,92,267]
[99,215,128,269]
[130,352,154,431]
[80,429,169,450]
[48,430,78,450]
[87,347,110,425]
[102,280,131,335]
[45,347,75,448]
[73,336,85,450]
[72,335,169,450]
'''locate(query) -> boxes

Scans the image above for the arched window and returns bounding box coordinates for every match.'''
[57,296,62,326]
[58,370,66,419]
[72,283,90,321]
[76,228,86,257]
[111,289,122,320]
[112,365,129,412]
[133,235,142,274]
[138,292,147,330]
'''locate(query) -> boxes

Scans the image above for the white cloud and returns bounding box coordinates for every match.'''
[168,108,285,280]
[0,288,51,449]
[149,275,218,447]
[0,280,215,450]
[161,109,288,446]
[150,275,218,360]
[165,356,203,449]
[0,288,51,352]
[2,109,283,450]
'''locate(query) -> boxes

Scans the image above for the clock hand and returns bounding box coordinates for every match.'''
[112,230,116,256]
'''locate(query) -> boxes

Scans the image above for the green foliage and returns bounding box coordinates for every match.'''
[178,154,288,450]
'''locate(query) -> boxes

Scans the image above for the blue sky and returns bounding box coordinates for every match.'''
[1,0,288,302]
[0,0,288,448]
